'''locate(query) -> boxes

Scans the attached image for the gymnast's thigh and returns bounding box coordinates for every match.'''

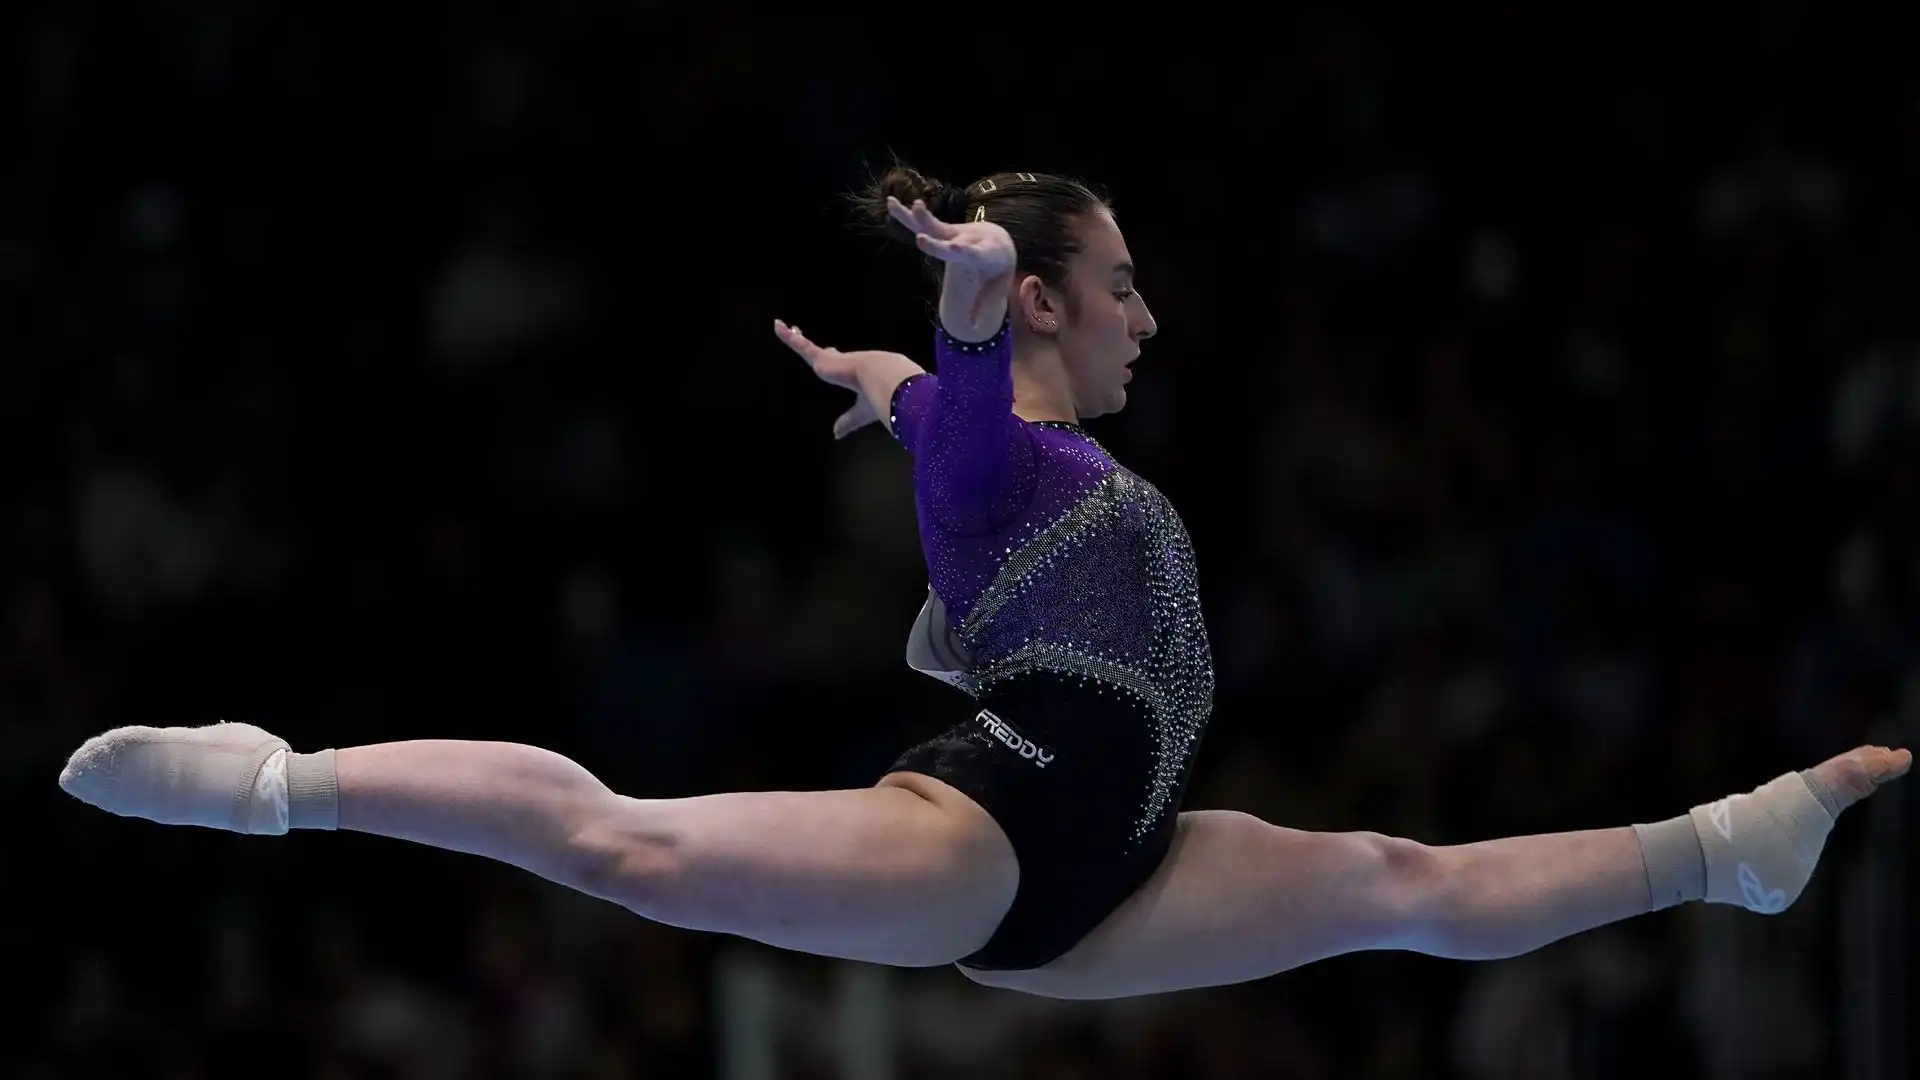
[960,810,1413,999]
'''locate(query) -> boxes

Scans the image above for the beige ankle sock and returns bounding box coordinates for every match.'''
[286,749,339,830]
[1634,769,1842,914]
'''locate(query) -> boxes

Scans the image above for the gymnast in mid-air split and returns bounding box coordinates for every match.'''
[61,163,1909,1003]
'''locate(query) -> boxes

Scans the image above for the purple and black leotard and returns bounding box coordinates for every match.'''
[885,318,1215,970]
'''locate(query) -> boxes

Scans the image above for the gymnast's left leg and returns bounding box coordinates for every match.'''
[965,745,1910,1000]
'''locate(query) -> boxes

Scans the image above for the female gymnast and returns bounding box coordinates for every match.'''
[60,165,1909,1003]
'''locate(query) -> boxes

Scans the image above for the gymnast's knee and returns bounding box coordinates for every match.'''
[561,799,691,916]
[1336,831,1456,951]
[1352,834,1531,958]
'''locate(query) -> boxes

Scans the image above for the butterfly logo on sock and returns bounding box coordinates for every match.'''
[1738,862,1788,914]
[1708,798,1734,841]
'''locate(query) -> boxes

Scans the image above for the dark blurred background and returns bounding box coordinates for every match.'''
[6,4,1917,1078]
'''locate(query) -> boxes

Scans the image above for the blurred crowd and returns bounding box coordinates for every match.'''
[5,5,1916,1079]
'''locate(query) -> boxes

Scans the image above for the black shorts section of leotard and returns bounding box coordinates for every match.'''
[887,670,1180,971]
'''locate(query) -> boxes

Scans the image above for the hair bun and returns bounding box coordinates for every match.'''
[877,165,938,207]
[877,165,970,224]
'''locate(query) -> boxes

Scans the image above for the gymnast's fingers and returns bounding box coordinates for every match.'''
[887,196,957,240]
[774,320,829,366]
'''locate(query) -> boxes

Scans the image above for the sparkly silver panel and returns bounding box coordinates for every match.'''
[951,460,1214,841]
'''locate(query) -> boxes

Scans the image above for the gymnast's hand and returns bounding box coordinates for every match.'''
[885,196,1015,343]
[773,321,926,440]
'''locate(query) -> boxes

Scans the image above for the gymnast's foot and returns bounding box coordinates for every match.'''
[59,722,339,834]
[1636,745,1910,914]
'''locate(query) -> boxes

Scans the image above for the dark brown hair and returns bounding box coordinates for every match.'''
[854,160,1108,308]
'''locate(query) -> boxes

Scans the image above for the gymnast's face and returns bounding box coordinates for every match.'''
[1023,208,1157,419]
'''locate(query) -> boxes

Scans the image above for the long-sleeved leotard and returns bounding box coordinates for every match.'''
[887,319,1214,852]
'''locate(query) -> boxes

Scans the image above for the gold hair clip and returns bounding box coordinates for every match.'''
[971,173,1039,196]
[973,206,986,222]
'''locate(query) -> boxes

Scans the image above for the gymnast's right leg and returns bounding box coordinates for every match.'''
[57,723,1020,968]
[965,745,1909,1000]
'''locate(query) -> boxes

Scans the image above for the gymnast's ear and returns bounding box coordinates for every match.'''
[1015,274,1061,335]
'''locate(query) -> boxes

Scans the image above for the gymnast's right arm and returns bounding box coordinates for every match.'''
[884,197,1036,535]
